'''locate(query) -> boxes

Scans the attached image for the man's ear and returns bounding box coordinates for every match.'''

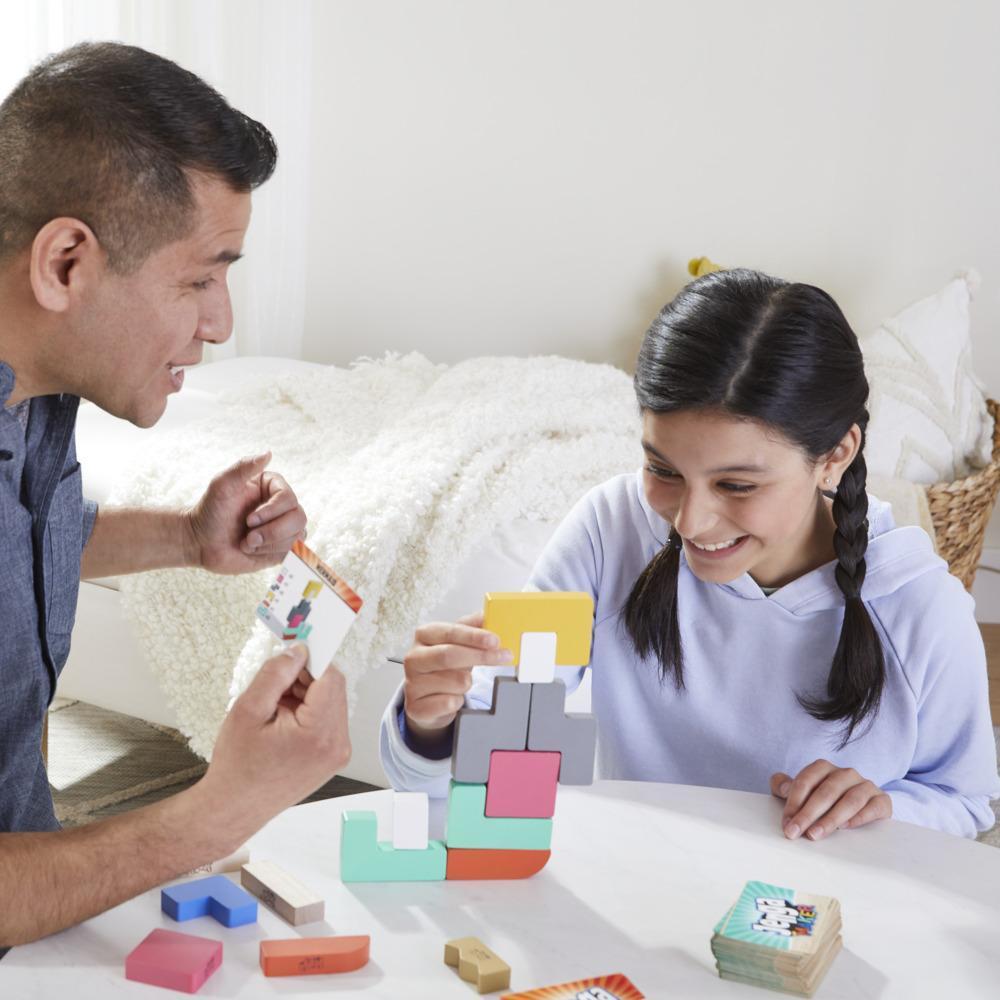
[29,217,103,312]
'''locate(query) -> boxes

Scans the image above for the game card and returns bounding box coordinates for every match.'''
[256,539,362,678]
[501,973,645,999]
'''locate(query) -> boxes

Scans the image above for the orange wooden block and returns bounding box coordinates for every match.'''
[446,848,551,880]
[259,935,370,977]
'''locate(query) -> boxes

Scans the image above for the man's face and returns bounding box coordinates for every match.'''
[75,174,251,427]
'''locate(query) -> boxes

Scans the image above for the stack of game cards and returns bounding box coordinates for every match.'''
[711,880,841,997]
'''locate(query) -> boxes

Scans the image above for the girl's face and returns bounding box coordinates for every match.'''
[641,408,857,589]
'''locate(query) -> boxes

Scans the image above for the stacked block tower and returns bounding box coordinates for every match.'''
[341,592,597,882]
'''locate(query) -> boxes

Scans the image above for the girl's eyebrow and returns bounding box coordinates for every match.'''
[641,441,770,475]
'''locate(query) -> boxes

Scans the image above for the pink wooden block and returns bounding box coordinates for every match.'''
[485,750,561,818]
[125,928,223,994]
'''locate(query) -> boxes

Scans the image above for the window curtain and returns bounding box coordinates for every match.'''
[0,0,312,360]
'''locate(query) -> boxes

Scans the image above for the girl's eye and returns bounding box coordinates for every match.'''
[645,463,680,481]
[719,482,756,494]
[192,277,215,291]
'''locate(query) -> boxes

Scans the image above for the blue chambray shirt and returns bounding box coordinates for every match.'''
[0,362,98,832]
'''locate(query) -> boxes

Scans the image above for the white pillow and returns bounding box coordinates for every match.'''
[862,270,994,484]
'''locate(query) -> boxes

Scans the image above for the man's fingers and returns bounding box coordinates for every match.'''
[247,476,301,529]
[241,507,307,555]
[236,644,308,722]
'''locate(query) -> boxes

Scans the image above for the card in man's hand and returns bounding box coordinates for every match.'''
[256,539,363,678]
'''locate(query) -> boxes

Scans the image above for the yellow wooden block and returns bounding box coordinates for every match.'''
[444,936,511,994]
[483,592,593,667]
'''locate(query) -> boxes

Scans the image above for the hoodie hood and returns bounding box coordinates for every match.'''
[634,469,943,615]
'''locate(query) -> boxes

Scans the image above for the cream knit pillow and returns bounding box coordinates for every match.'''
[862,270,993,485]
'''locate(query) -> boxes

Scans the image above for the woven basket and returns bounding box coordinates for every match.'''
[926,398,1000,591]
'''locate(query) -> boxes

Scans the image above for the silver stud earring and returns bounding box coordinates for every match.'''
[824,477,832,485]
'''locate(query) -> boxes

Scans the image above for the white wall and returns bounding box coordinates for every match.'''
[3,0,999,541]
[301,0,1000,542]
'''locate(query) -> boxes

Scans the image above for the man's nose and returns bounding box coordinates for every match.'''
[196,289,234,345]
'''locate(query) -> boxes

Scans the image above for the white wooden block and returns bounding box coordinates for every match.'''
[240,859,325,925]
[517,632,557,683]
[392,792,430,850]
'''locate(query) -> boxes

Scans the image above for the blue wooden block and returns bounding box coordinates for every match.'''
[161,875,258,928]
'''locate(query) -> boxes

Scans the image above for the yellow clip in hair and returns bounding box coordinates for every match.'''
[687,256,725,278]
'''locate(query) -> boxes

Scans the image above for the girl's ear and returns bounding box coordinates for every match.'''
[819,423,862,489]
[29,217,102,312]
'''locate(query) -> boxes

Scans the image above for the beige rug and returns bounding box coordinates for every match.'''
[47,698,376,827]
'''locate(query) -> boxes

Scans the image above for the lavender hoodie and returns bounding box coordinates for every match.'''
[380,471,1000,837]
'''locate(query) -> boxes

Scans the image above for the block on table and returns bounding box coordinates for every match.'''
[340,810,447,882]
[446,848,551,880]
[125,928,222,994]
[259,935,370,977]
[392,791,429,850]
[240,859,325,926]
[527,679,597,785]
[485,750,561,818]
[444,936,511,994]
[161,874,258,927]
[453,675,531,784]
[446,781,552,850]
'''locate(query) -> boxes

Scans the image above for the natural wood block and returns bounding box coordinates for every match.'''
[240,860,325,925]
[444,936,511,994]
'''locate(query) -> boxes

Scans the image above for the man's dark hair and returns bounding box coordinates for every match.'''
[0,41,277,273]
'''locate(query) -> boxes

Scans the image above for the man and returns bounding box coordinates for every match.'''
[0,42,351,946]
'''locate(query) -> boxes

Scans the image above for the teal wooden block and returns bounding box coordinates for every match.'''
[445,781,553,850]
[340,811,447,882]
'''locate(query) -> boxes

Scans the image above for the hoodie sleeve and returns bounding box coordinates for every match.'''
[378,491,603,792]
[876,574,1000,838]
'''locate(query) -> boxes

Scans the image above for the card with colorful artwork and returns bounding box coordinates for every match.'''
[500,972,644,999]
[256,539,362,677]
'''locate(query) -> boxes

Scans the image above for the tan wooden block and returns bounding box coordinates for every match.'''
[444,936,511,994]
[241,859,325,926]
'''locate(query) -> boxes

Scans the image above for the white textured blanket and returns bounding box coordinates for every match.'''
[108,353,644,759]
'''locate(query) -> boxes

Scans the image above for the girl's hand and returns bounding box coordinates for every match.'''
[770,759,892,841]
[402,612,513,741]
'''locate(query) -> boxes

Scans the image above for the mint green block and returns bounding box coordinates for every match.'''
[446,781,553,850]
[340,811,447,882]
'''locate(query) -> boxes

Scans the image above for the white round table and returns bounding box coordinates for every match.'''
[6,780,1000,997]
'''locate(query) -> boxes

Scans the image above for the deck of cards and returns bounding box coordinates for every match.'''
[711,881,842,997]
[256,539,363,678]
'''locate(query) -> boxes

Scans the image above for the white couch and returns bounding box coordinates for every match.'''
[59,358,591,787]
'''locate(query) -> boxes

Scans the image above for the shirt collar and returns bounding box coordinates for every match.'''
[0,362,15,408]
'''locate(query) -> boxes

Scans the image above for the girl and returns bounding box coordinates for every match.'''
[380,268,1000,840]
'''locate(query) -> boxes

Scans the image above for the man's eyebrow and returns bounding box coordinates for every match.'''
[202,250,243,266]
[640,441,770,475]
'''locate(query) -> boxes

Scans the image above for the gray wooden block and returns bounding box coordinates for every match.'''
[240,860,325,926]
[526,679,597,785]
[452,676,531,783]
